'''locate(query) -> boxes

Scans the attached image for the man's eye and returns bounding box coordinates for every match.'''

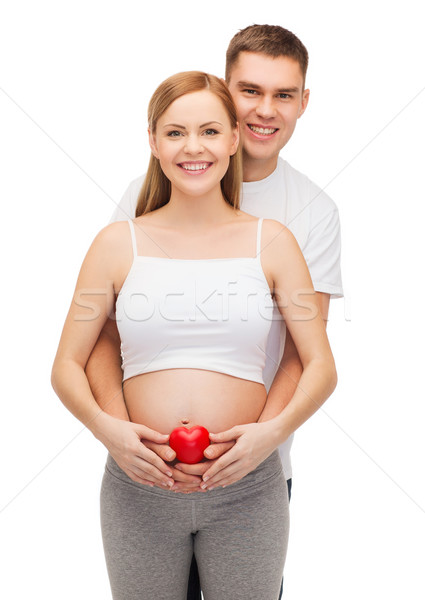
[243,89,258,95]
[278,93,291,99]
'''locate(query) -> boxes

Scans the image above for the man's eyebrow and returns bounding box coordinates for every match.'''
[276,87,300,93]
[237,81,261,90]
[162,121,223,129]
[237,81,300,93]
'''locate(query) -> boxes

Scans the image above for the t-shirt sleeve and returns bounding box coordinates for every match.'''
[303,200,344,299]
[109,175,145,224]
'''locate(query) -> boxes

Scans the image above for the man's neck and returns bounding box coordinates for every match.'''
[242,153,279,183]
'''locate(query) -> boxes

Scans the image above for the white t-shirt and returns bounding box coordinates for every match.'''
[110,157,343,479]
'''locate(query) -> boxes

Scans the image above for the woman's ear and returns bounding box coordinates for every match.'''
[230,122,240,156]
[148,128,159,158]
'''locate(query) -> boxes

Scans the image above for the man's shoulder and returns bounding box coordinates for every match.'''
[126,174,145,196]
[122,174,145,207]
[109,174,146,224]
[281,158,338,214]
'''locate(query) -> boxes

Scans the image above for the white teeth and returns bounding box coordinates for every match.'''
[181,163,209,171]
[248,125,277,135]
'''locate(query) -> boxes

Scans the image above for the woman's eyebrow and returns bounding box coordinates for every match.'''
[163,121,223,129]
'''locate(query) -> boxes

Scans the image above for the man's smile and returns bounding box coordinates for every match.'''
[247,124,279,138]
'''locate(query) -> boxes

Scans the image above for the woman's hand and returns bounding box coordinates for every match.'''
[168,441,235,492]
[142,439,205,492]
[93,413,175,488]
[200,423,278,490]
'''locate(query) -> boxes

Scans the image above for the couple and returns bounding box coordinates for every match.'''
[52,24,342,600]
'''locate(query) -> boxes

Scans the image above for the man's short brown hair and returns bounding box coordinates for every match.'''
[225,24,309,84]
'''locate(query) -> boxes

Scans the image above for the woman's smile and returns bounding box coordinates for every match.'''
[177,161,213,175]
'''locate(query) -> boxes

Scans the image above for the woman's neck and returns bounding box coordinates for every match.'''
[159,186,237,229]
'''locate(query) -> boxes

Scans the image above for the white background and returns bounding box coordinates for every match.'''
[1,1,424,598]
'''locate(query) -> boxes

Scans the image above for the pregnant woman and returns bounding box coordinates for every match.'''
[52,71,337,600]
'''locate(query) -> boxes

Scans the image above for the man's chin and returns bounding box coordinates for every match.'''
[243,145,281,163]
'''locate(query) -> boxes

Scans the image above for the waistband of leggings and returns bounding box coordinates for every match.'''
[105,449,283,500]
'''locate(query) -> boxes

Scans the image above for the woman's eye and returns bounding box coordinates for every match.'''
[167,130,182,137]
[204,129,219,136]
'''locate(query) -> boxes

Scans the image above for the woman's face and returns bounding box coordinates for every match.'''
[149,90,239,199]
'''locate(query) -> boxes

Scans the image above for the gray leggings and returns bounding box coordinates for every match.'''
[100,451,289,600]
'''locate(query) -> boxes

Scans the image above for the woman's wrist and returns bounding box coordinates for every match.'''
[87,409,116,443]
[259,416,288,449]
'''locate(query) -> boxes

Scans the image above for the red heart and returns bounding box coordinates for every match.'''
[169,425,210,464]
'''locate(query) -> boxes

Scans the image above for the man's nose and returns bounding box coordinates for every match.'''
[255,97,277,119]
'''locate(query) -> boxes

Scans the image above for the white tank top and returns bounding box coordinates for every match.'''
[116,218,273,384]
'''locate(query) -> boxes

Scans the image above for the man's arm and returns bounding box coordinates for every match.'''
[85,175,141,421]
[258,291,330,423]
[85,317,130,421]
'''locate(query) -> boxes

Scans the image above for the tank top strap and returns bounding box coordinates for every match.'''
[127,219,138,258]
[256,218,264,257]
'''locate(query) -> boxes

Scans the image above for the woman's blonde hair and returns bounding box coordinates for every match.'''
[136,71,242,217]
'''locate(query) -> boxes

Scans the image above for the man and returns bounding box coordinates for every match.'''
[87,24,343,599]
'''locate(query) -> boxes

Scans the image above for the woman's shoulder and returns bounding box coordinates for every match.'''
[88,220,132,257]
[97,220,130,240]
[260,219,308,286]
[261,218,297,248]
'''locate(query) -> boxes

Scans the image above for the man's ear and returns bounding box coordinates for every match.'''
[148,128,159,158]
[298,88,310,119]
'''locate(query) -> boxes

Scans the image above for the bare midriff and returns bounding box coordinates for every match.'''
[123,368,267,435]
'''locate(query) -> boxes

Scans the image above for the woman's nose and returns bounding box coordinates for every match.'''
[184,134,204,154]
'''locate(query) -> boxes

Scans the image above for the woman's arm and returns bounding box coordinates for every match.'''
[200,222,337,489]
[51,223,175,488]
[258,292,330,422]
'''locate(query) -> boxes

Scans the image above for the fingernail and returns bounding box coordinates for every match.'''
[166,471,173,477]
[203,475,209,482]
[167,481,174,487]
[165,452,174,460]
[200,483,208,490]
[204,449,213,458]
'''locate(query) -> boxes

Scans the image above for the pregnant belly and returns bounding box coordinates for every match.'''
[123,368,267,434]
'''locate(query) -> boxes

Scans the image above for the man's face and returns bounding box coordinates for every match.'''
[227,52,310,178]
